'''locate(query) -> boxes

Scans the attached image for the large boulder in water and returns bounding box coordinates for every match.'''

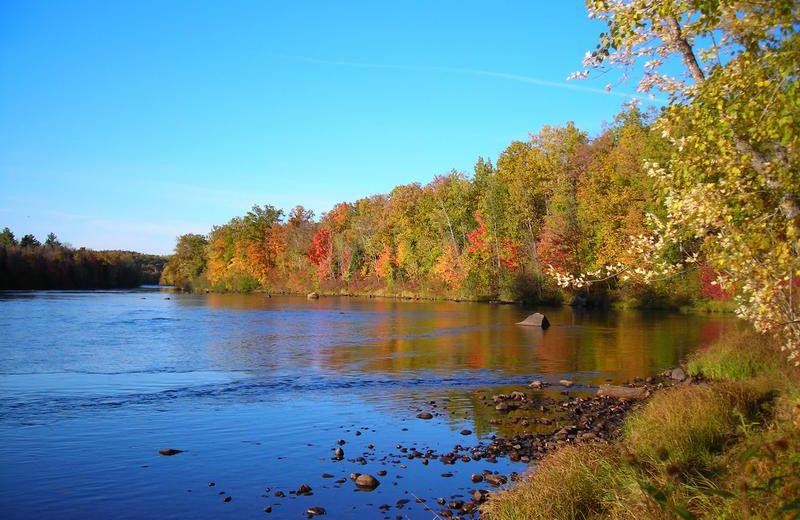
[516,313,550,329]
[307,292,319,300]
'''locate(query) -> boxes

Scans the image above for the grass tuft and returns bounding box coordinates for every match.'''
[623,381,771,471]
[480,445,655,520]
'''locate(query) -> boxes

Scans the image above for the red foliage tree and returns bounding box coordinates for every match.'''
[699,266,730,300]
[500,238,521,270]
[308,229,330,266]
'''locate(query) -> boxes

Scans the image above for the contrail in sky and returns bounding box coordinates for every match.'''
[289,55,665,103]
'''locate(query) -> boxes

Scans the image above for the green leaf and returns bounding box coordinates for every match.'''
[668,504,698,520]
[638,479,668,503]
[698,487,736,498]
[778,499,800,513]
[738,445,761,462]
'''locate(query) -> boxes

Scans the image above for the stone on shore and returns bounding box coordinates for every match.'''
[597,384,648,400]
[516,312,550,329]
[670,367,687,381]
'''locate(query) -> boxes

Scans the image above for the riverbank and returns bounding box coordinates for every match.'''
[225,287,736,316]
[480,329,799,519]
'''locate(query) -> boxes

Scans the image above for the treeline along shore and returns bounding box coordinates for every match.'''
[0,228,167,290]
[159,108,729,311]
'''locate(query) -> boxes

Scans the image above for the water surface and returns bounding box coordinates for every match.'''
[0,290,735,519]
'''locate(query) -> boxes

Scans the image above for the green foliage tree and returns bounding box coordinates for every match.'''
[19,234,40,248]
[161,233,209,290]
[44,232,61,248]
[0,227,17,246]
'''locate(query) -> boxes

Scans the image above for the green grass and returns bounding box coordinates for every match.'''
[481,329,798,520]
[686,332,782,381]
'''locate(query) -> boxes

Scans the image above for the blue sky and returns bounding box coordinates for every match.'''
[0,1,661,254]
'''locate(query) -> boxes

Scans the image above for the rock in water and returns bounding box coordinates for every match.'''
[307,506,326,516]
[416,412,433,420]
[307,292,319,299]
[516,313,550,329]
[158,448,183,456]
[559,379,574,387]
[334,447,344,460]
[597,384,648,400]
[354,474,380,490]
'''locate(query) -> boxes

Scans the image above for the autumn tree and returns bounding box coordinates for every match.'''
[562,0,800,361]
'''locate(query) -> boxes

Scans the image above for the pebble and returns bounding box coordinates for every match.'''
[307,506,326,516]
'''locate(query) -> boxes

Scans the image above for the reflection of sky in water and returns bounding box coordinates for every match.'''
[0,290,739,519]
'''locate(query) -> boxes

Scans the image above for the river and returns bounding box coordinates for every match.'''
[0,289,736,519]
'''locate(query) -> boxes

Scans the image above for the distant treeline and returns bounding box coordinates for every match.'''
[161,108,729,309]
[0,228,168,290]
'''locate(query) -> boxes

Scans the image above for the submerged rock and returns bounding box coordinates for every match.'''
[416,412,433,420]
[158,448,183,456]
[354,473,380,490]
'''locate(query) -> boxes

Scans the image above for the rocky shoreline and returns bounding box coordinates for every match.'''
[159,368,694,519]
